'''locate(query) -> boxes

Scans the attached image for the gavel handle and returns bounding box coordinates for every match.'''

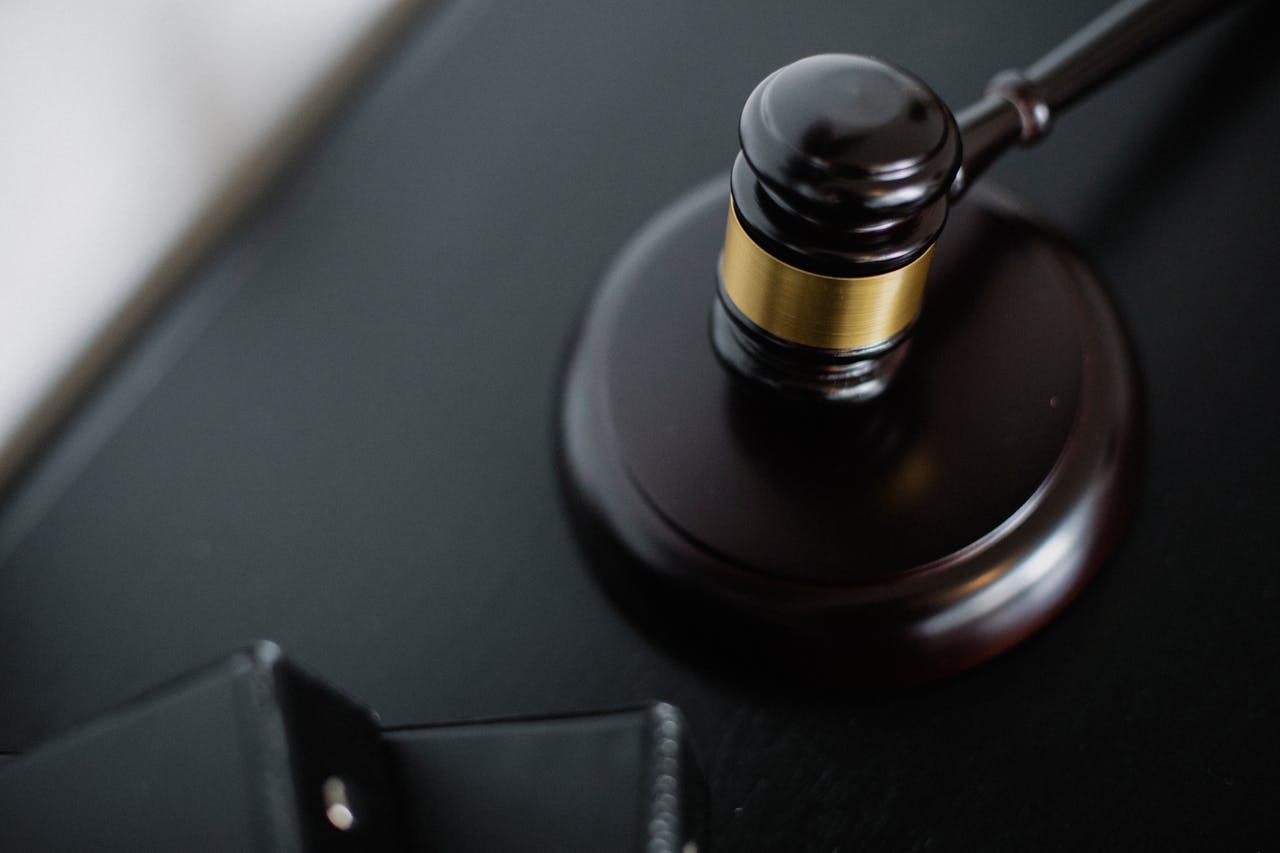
[953,0,1234,198]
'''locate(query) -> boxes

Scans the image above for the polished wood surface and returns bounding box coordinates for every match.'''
[732,54,958,275]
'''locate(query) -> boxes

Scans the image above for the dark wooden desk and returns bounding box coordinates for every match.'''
[2,1,1277,848]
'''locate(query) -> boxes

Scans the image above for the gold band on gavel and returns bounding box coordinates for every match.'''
[720,201,934,351]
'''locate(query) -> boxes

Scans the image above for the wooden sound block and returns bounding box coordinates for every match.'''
[560,179,1141,682]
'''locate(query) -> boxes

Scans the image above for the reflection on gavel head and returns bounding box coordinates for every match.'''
[713,54,962,402]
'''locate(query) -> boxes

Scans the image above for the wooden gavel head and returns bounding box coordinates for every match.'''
[714,54,961,402]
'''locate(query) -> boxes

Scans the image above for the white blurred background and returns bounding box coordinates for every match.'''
[0,0,411,486]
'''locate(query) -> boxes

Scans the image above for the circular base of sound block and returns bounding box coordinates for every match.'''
[559,177,1141,683]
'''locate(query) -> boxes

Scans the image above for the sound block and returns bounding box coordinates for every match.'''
[559,177,1141,683]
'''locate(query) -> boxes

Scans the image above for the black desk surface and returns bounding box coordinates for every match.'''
[2,1,1278,848]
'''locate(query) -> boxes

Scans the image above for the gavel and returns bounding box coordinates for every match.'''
[716,0,1224,402]
[560,0,1232,681]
